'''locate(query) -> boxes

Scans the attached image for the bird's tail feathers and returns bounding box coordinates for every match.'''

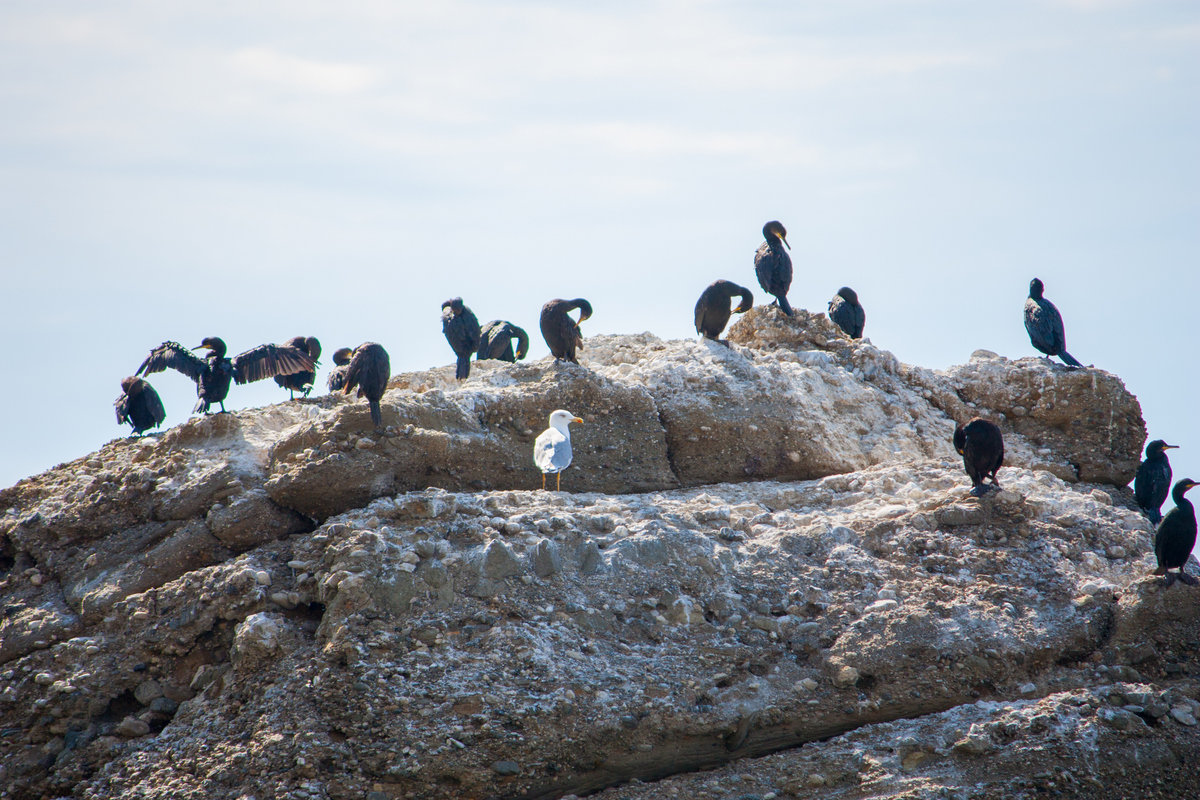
[1060,351,1083,367]
[456,356,471,380]
[777,296,794,316]
[369,399,382,428]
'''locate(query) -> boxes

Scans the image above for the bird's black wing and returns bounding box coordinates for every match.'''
[114,392,131,425]
[232,344,316,385]
[143,384,167,426]
[137,341,207,383]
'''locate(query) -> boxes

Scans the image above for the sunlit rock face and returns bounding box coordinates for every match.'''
[5,310,1188,800]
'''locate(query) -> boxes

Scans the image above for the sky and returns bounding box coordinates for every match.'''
[1,1,1197,507]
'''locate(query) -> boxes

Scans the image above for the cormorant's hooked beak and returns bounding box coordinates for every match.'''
[781,235,791,250]
[1164,444,1180,450]
[193,343,213,351]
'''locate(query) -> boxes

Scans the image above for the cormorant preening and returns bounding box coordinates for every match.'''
[828,287,865,339]
[534,409,584,491]
[342,342,391,428]
[327,347,354,393]
[953,418,1004,496]
[441,298,481,380]
[477,320,529,363]
[1135,439,1178,524]
[274,336,322,399]
[1154,478,1199,587]
[695,280,753,342]
[136,337,316,414]
[540,298,592,363]
[114,376,166,436]
[754,220,793,316]
[1024,278,1082,367]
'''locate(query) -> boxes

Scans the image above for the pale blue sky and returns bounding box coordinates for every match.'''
[1,1,1196,495]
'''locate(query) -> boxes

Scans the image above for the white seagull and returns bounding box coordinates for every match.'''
[533,409,584,491]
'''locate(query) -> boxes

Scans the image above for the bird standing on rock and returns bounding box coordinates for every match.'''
[477,320,529,363]
[953,418,1004,496]
[534,409,583,491]
[441,298,481,380]
[540,298,592,363]
[341,342,391,429]
[1154,478,1199,587]
[1024,278,1082,367]
[828,287,865,339]
[754,220,793,316]
[136,337,316,414]
[114,377,166,436]
[274,336,322,399]
[694,280,753,342]
[1135,439,1178,524]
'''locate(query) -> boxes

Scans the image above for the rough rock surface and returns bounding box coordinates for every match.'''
[2,311,1190,800]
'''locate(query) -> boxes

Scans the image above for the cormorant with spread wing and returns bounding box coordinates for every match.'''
[327,347,354,393]
[441,298,481,380]
[953,418,1004,496]
[341,342,391,428]
[1154,478,1199,587]
[274,336,322,399]
[828,287,865,339]
[694,280,753,342]
[136,337,315,414]
[114,377,166,436]
[1024,278,1082,367]
[1135,439,1178,524]
[754,220,793,316]
[477,320,529,363]
[540,298,592,363]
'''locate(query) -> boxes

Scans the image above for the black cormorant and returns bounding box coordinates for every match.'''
[477,320,529,363]
[274,336,322,399]
[327,347,354,393]
[953,418,1004,496]
[342,342,391,428]
[441,298,481,380]
[754,220,792,316]
[1024,278,1082,367]
[1134,439,1178,524]
[1153,478,1199,587]
[136,337,316,414]
[828,287,865,339]
[694,280,753,343]
[540,298,592,363]
[114,376,166,436]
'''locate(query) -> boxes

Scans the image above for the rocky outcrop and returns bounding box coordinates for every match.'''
[1,314,1183,800]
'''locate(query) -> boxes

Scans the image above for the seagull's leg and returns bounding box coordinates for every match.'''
[556,473,561,492]
[541,473,546,491]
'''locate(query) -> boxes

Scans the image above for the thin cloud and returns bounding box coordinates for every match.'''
[229,47,378,94]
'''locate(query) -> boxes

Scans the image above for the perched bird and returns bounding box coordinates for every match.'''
[274,336,322,399]
[477,320,529,363]
[1153,478,1199,587]
[341,342,391,428]
[828,287,865,339]
[1024,278,1082,367]
[326,347,354,393]
[694,280,754,342]
[953,418,1004,496]
[114,376,166,436]
[441,298,481,380]
[136,337,316,414]
[533,409,584,491]
[1134,439,1178,524]
[754,220,793,316]
[540,298,592,363]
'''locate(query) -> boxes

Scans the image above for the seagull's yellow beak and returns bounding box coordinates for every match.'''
[573,417,584,424]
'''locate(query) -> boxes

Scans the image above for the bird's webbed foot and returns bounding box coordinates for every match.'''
[1177,571,1199,587]
[969,484,988,498]
[1162,572,1178,587]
